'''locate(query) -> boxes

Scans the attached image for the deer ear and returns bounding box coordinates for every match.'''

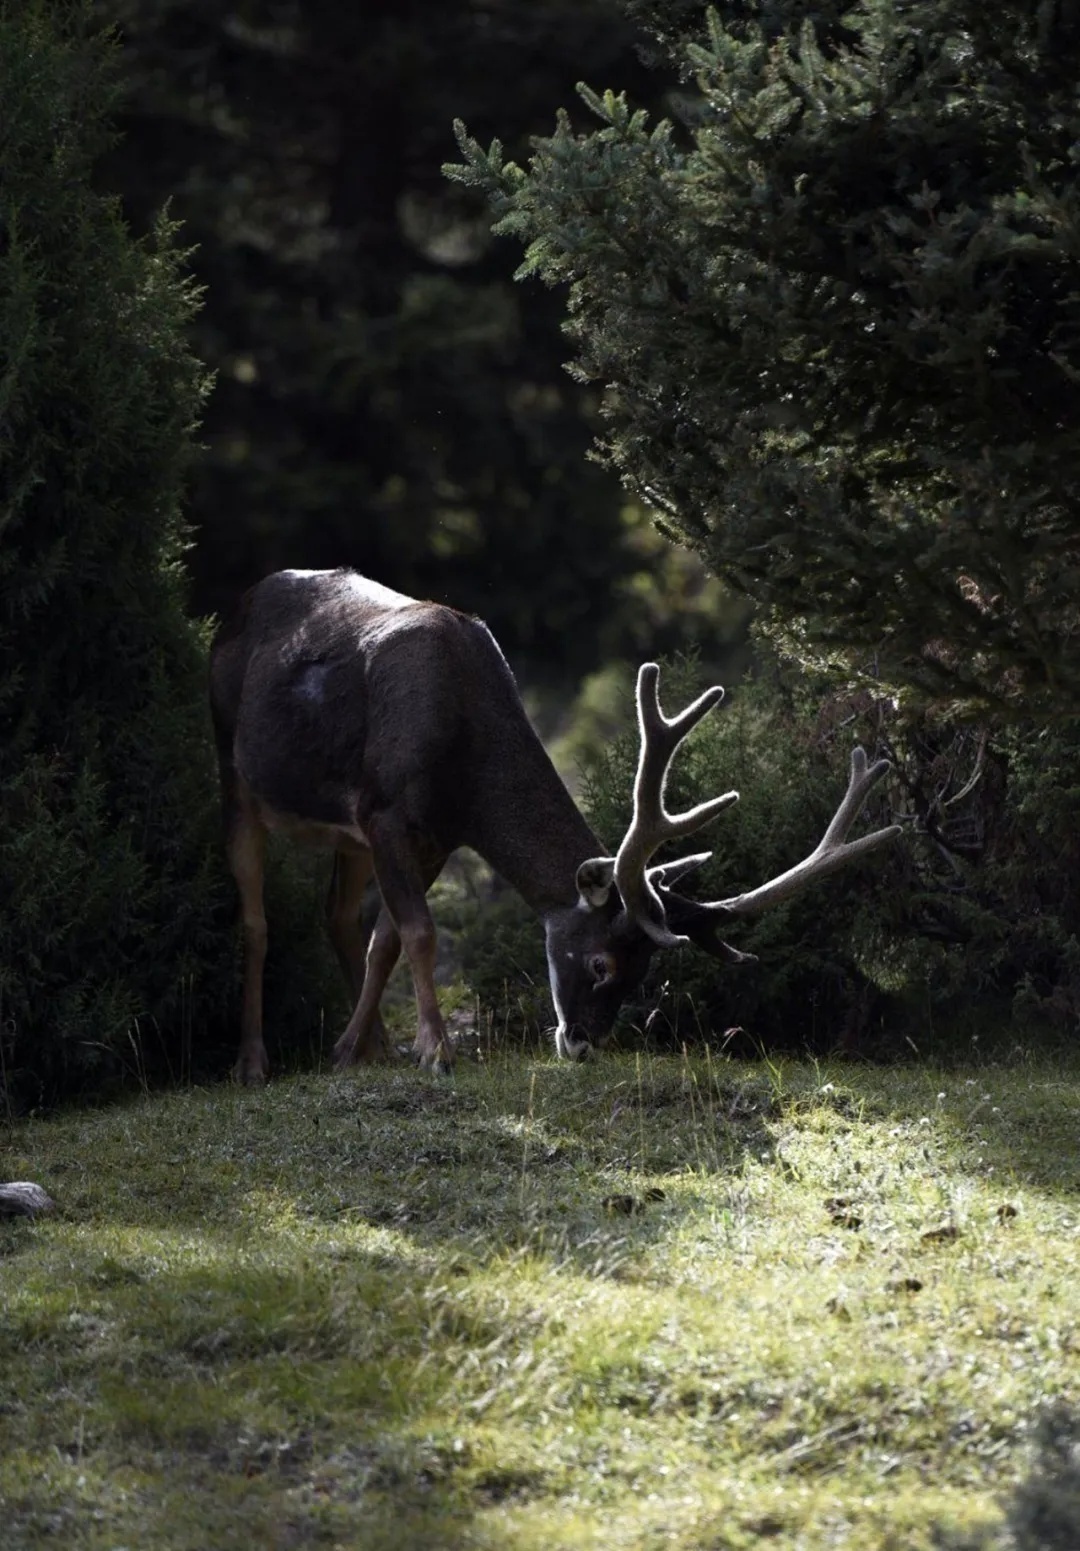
[576,857,616,908]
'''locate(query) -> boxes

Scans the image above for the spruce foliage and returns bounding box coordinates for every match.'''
[0,2,232,1103]
[450,0,1080,713]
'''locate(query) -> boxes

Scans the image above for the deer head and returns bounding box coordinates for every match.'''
[542,663,900,1060]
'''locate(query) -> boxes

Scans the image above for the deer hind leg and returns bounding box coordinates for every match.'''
[224,791,269,1085]
[364,815,452,1073]
[325,847,393,1063]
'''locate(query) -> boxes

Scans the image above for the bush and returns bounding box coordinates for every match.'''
[0,7,338,1106]
[456,888,551,1044]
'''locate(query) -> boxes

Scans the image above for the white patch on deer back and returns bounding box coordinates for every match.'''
[342,573,414,610]
[278,568,412,610]
[295,662,330,702]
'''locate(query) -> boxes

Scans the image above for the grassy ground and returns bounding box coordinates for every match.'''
[1,1047,1078,1549]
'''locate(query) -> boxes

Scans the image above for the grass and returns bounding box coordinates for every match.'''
[1,1047,1078,1549]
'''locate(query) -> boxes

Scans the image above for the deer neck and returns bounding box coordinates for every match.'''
[466,734,602,917]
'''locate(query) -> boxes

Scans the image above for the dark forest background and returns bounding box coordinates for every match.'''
[103,0,740,683]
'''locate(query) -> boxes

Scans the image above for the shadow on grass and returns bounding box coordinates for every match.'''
[2,1055,777,1550]
[2,1216,497,1549]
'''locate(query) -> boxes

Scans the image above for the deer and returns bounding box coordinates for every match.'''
[209,568,901,1083]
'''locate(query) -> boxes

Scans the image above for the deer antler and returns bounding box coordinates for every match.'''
[609,668,900,954]
[613,664,738,946]
[717,747,900,914]
[656,747,901,931]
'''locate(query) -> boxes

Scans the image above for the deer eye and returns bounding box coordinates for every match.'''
[588,953,615,988]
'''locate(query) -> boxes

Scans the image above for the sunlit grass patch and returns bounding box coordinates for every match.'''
[1,1050,1078,1548]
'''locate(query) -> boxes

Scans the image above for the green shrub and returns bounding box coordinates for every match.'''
[987,721,1080,1032]
[824,703,1080,1056]
[0,6,338,1106]
[259,841,356,1071]
[444,876,551,1046]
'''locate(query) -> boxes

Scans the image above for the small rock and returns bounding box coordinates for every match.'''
[0,1182,56,1219]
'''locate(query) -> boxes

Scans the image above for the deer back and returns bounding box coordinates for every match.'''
[209,568,587,867]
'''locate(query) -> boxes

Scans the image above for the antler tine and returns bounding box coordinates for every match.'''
[613,664,737,946]
[636,663,726,750]
[820,746,887,849]
[648,851,713,889]
[706,746,901,919]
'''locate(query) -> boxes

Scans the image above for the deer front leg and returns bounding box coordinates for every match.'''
[225,799,269,1085]
[366,817,453,1073]
[325,847,392,1059]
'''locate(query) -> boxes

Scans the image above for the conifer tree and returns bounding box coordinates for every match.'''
[451,0,1080,713]
[0,1,232,1102]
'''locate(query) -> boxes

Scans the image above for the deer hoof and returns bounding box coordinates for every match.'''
[332,1031,368,1069]
[233,1058,268,1087]
[411,1043,454,1075]
[335,1025,397,1068]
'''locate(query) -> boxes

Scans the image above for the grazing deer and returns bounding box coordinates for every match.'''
[210,568,900,1082]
